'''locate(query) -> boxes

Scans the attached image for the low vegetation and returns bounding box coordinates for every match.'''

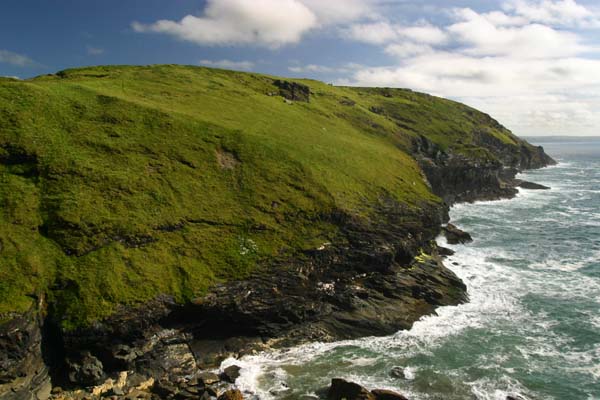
[0,65,526,327]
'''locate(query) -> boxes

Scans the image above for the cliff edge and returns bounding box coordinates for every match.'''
[0,65,554,397]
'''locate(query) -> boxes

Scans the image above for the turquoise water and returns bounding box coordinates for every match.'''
[222,139,600,400]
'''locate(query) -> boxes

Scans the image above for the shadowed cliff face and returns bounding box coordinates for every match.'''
[412,133,555,204]
[0,301,51,400]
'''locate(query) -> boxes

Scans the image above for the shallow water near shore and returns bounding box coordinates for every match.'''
[223,138,600,400]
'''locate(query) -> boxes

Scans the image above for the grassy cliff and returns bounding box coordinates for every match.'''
[0,65,534,327]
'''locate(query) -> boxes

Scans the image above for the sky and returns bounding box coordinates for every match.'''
[2,0,600,136]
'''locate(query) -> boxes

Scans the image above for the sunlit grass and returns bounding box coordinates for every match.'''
[0,65,524,327]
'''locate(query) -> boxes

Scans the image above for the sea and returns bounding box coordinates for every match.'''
[220,137,600,400]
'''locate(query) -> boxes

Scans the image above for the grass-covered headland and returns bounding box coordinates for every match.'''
[0,65,541,328]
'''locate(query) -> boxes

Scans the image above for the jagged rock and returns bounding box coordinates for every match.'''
[327,378,375,400]
[437,246,455,257]
[389,367,406,379]
[273,80,310,102]
[413,131,555,205]
[517,180,550,190]
[152,378,179,397]
[105,386,125,396]
[111,344,139,368]
[0,305,51,400]
[175,387,203,399]
[66,352,105,387]
[442,224,473,245]
[124,389,152,399]
[371,389,409,400]
[218,389,244,400]
[221,365,241,383]
[126,373,152,391]
[133,330,198,381]
[198,371,220,386]
[206,382,232,398]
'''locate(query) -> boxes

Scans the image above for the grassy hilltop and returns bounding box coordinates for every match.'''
[0,65,526,327]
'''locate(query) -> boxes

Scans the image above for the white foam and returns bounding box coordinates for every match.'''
[468,376,532,400]
[403,366,417,380]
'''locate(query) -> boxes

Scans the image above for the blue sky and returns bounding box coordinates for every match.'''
[2,0,600,135]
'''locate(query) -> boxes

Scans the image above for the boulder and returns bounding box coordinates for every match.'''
[66,351,105,387]
[199,371,221,386]
[110,344,139,368]
[437,246,455,257]
[218,388,244,400]
[372,389,409,400]
[517,180,550,190]
[442,224,473,245]
[221,365,242,383]
[152,378,179,398]
[327,378,375,400]
[389,367,405,379]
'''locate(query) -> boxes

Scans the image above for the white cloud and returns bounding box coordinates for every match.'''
[398,24,448,45]
[86,46,105,56]
[344,21,448,46]
[199,59,255,71]
[349,52,600,135]
[344,22,398,44]
[133,0,318,47]
[0,49,34,67]
[479,10,530,26]
[289,64,335,73]
[351,54,600,96]
[503,0,600,27]
[385,42,433,58]
[288,62,365,74]
[448,8,588,59]
[298,0,375,25]
[342,0,600,135]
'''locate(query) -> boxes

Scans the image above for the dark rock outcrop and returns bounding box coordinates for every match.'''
[218,389,244,400]
[437,246,455,257]
[221,365,241,383]
[412,134,555,205]
[442,224,473,245]
[66,351,105,386]
[327,379,409,400]
[274,80,310,102]
[0,302,51,400]
[516,180,550,190]
[328,378,374,400]
[372,389,409,400]
[23,197,466,397]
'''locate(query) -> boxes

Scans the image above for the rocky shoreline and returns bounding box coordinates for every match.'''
[0,134,554,400]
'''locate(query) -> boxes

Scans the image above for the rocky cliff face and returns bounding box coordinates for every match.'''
[35,199,465,392]
[0,300,51,400]
[412,133,555,205]
[0,140,555,400]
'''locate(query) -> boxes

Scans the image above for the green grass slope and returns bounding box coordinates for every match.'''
[0,65,527,327]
